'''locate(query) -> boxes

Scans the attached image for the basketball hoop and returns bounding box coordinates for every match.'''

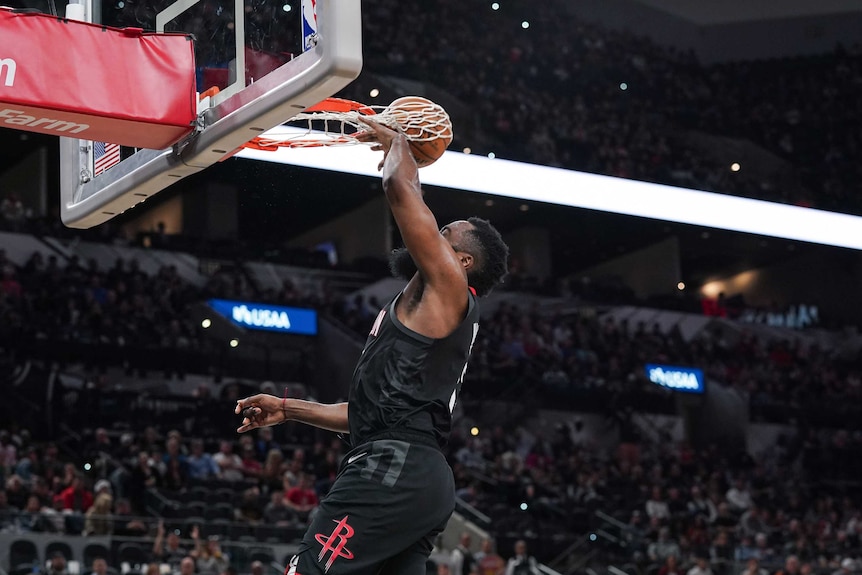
[242,96,453,152]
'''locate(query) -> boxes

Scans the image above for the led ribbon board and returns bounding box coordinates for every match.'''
[238,128,862,251]
[209,299,318,335]
[645,363,704,394]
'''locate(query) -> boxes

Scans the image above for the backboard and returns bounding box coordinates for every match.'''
[59,0,362,228]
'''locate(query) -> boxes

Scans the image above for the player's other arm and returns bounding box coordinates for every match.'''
[357,119,467,296]
[235,394,349,434]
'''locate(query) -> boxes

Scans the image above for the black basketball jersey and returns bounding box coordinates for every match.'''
[347,290,480,449]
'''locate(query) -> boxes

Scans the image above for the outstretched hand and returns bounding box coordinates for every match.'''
[355,116,405,170]
[235,393,287,433]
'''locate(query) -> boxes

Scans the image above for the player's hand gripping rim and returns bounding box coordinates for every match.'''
[235,393,288,433]
[355,116,406,170]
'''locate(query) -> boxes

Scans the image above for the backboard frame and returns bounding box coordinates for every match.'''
[59,0,362,229]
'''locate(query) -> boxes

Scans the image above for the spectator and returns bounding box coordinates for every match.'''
[212,441,243,482]
[187,439,219,480]
[0,489,16,526]
[740,558,768,575]
[260,448,285,492]
[84,492,113,535]
[192,532,229,575]
[240,445,262,479]
[775,555,802,575]
[17,494,49,532]
[688,556,713,575]
[153,520,190,568]
[285,473,319,521]
[161,437,188,490]
[504,540,540,575]
[58,474,94,512]
[710,531,735,575]
[475,538,505,575]
[649,528,682,564]
[451,532,475,575]
[263,490,297,526]
[45,552,69,575]
[726,479,753,513]
[89,558,109,575]
[238,486,263,523]
[659,556,683,575]
[128,452,159,512]
[176,557,195,575]
[689,486,717,522]
[833,559,856,575]
[647,486,671,520]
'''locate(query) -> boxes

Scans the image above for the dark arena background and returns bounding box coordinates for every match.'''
[2,1,862,575]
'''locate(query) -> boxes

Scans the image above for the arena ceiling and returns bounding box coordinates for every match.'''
[631,0,862,24]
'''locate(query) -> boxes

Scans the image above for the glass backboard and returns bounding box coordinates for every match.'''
[59,0,362,228]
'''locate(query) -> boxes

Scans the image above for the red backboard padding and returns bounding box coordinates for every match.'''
[0,8,196,149]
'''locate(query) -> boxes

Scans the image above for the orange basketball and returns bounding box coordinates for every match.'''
[385,96,453,167]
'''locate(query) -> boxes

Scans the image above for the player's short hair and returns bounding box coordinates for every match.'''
[463,217,509,297]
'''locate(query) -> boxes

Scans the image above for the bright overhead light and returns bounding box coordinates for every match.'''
[521,20,530,29]
[282,3,291,11]
[491,2,499,10]
[201,318,212,328]
[731,162,741,172]
[229,339,239,348]
[237,126,862,250]
[369,88,380,98]
[677,282,685,291]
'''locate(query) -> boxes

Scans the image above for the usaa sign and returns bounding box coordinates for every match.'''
[645,364,704,394]
[209,299,318,335]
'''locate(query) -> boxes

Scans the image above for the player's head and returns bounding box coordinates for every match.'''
[389,217,508,297]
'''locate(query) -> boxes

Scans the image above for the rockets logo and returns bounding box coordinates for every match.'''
[314,515,355,572]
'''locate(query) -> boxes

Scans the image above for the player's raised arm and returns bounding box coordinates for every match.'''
[356,118,467,296]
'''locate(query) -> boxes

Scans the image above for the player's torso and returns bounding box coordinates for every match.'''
[347,292,479,448]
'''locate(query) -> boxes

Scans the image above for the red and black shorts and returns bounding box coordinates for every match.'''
[286,435,455,575]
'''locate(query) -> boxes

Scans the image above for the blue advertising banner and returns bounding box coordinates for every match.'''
[645,363,704,394]
[208,299,318,336]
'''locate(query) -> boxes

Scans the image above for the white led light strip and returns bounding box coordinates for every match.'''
[237,127,862,250]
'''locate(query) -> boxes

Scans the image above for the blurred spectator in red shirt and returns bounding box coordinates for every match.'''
[58,474,94,512]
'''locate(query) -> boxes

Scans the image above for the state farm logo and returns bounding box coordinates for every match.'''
[0,58,16,87]
[0,109,89,134]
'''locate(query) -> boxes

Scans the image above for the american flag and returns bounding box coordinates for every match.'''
[93,141,121,175]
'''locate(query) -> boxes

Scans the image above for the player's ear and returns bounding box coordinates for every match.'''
[458,252,474,270]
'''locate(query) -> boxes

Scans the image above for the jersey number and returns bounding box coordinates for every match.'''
[449,322,480,414]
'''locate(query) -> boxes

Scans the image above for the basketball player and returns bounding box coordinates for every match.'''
[234,117,508,575]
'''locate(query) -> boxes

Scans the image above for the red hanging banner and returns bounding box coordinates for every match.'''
[0,7,196,149]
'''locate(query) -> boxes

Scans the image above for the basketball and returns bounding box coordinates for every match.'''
[385,96,454,167]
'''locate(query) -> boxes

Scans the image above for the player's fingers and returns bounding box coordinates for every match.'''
[237,418,256,433]
[370,145,384,152]
[235,394,263,413]
[356,115,379,127]
[354,130,377,142]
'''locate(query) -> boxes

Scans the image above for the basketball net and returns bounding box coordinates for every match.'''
[241,97,452,151]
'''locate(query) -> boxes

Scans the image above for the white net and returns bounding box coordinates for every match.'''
[245,97,453,150]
